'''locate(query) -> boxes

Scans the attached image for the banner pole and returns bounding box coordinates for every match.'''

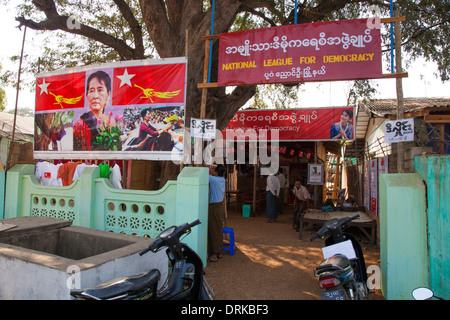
[207,0,215,83]
[7,25,27,172]
[294,0,298,24]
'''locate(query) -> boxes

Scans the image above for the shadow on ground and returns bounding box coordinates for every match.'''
[204,205,384,300]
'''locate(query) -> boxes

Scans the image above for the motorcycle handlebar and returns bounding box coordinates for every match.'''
[189,219,201,228]
[310,214,360,241]
[139,220,201,256]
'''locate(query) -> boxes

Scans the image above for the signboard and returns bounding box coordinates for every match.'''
[190,118,216,139]
[384,118,414,143]
[224,107,355,141]
[34,58,187,161]
[308,163,324,185]
[218,18,381,86]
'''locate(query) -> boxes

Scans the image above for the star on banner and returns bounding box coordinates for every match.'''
[38,79,50,95]
[116,69,136,88]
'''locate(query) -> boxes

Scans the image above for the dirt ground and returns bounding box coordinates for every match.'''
[204,205,384,300]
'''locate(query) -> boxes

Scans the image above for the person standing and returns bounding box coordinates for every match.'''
[292,178,311,231]
[207,165,226,262]
[266,172,280,223]
[276,168,286,215]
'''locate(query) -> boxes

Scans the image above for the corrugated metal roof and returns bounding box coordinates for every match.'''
[359,97,450,118]
[0,112,34,142]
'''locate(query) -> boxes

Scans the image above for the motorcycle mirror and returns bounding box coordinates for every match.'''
[412,287,434,300]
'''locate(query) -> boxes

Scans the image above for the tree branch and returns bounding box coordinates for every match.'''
[112,0,145,59]
[17,0,140,60]
[139,0,175,57]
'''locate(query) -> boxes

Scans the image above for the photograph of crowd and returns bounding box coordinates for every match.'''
[122,105,185,152]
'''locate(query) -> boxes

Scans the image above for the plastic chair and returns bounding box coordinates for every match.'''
[222,227,235,256]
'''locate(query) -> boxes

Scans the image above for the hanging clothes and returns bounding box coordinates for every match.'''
[109,163,123,189]
[35,161,62,186]
[72,163,97,181]
[57,162,78,186]
[98,162,111,178]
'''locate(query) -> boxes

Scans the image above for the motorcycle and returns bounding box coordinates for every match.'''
[311,214,369,300]
[70,219,213,300]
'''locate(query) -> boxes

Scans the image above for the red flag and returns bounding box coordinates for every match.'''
[112,63,186,106]
[36,72,85,112]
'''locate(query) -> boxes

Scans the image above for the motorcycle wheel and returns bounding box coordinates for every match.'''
[201,278,215,300]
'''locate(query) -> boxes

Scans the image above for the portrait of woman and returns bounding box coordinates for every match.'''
[73,70,117,150]
[330,109,354,140]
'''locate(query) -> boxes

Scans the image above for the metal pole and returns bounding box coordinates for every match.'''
[7,25,27,171]
[294,0,298,24]
[207,0,215,83]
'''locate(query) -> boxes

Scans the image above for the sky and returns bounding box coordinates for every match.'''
[1,4,449,114]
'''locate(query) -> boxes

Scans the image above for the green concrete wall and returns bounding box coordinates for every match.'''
[415,155,450,300]
[3,165,209,266]
[379,155,450,300]
[379,172,429,300]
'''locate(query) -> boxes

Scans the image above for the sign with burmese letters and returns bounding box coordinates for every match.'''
[224,107,355,141]
[218,18,382,86]
[384,118,414,143]
[190,118,216,139]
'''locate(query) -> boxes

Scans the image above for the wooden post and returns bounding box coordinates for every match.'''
[394,10,405,173]
[252,162,257,215]
[314,142,318,207]
[200,31,210,119]
[194,31,211,165]
[180,29,188,170]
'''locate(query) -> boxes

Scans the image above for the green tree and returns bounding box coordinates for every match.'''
[0,87,6,111]
[7,0,450,181]
[0,64,7,111]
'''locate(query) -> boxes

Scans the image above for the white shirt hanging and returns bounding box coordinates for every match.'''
[109,164,123,189]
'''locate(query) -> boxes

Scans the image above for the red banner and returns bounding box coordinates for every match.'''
[34,58,187,161]
[36,72,85,112]
[218,19,381,86]
[113,63,186,106]
[224,107,355,141]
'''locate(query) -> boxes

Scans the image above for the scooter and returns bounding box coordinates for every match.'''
[311,214,369,300]
[70,220,213,300]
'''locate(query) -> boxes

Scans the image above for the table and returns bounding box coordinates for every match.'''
[298,209,377,245]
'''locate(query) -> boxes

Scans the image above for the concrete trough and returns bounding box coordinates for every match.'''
[0,217,167,300]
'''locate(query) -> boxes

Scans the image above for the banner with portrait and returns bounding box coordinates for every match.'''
[224,107,356,141]
[34,57,187,161]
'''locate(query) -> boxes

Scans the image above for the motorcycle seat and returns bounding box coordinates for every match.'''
[80,269,161,300]
[314,254,351,275]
